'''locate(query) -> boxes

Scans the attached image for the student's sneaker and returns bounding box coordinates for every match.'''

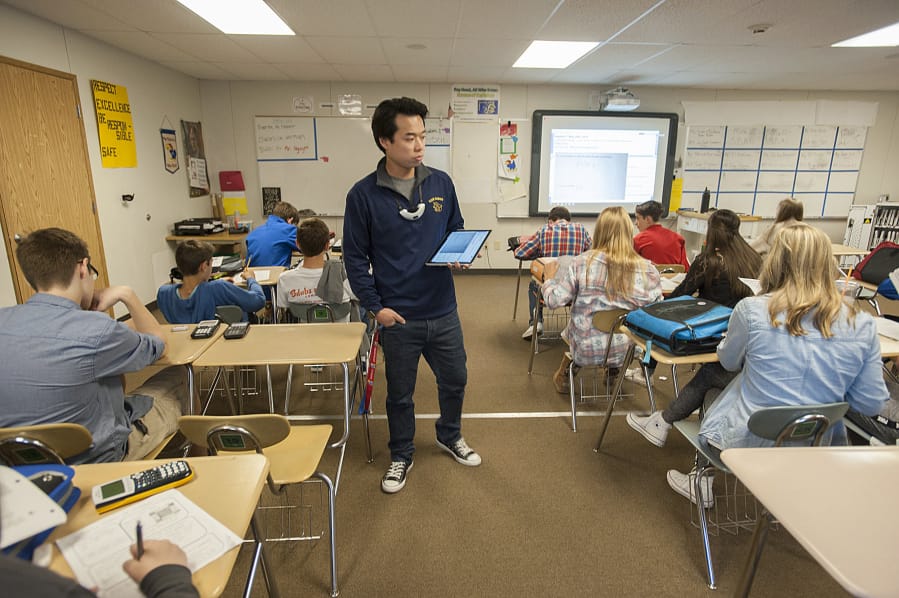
[381,460,413,494]
[625,368,650,388]
[626,411,672,447]
[667,468,715,509]
[521,322,544,340]
[436,437,482,466]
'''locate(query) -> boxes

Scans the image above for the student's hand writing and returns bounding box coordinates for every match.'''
[242,269,256,281]
[122,539,188,584]
[375,308,405,327]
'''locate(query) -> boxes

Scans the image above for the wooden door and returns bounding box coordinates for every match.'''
[0,56,108,303]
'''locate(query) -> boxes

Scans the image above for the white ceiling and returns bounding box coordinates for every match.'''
[4,0,899,90]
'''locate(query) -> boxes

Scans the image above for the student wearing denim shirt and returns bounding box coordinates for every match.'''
[666,224,888,506]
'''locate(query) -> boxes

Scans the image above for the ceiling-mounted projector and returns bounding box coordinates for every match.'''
[600,87,640,111]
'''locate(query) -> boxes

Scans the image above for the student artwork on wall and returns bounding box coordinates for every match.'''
[160,128,178,173]
[262,187,281,215]
[181,120,209,197]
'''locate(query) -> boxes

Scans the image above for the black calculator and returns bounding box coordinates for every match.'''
[223,321,250,339]
[191,319,220,339]
[92,460,194,513]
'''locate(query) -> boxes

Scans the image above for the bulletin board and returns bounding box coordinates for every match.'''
[255,116,451,216]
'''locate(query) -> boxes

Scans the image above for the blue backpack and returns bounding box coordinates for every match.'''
[624,296,733,356]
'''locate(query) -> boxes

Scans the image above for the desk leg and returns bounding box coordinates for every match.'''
[313,472,339,598]
[595,343,635,452]
[642,360,657,413]
[512,259,523,320]
[735,510,771,598]
[329,363,352,494]
[186,364,196,415]
[266,365,275,413]
[284,364,294,416]
[527,293,542,374]
[246,514,281,598]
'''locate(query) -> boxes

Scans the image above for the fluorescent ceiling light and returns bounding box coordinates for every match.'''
[832,21,899,47]
[176,0,294,35]
[513,40,599,69]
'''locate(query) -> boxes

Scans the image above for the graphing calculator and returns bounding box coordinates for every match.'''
[92,460,194,513]
[223,322,250,339]
[191,319,220,339]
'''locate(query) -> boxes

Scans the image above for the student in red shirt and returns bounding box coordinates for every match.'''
[633,200,689,271]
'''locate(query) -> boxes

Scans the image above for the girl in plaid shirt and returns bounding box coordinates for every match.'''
[541,207,662,394]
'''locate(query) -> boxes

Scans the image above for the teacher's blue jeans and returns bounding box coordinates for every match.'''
[379,310,468,463]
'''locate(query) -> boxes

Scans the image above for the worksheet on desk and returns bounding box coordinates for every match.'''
[56,489,242,598]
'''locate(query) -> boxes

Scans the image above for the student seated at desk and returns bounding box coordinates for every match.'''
[626,210,762,434]
[276,217,357,322]
[512,206,591,340]
[541,207,662,394]
[0,539,198,597]
[157,240,265,324]
[749,197,803,255]
[665,223,888,506]
[245,200,299,268]
[633,200,690,271]
[0,228,183,463]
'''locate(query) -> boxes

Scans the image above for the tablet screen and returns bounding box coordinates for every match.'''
[426,230,491,266]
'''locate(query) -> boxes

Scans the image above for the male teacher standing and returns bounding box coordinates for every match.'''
[343,97,481,494]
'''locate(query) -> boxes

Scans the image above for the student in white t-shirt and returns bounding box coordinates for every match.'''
[276,217,357,322]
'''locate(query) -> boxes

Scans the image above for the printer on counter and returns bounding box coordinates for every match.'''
[172,218,225,236]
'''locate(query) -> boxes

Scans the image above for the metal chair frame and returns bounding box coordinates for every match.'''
[673,402,848,591]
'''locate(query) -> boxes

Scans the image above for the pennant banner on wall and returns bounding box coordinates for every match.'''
[160,128,178,173]
[91,79,137,168]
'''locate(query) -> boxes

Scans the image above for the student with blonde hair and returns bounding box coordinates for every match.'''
[749,197,803,255]
[667,223,888,506]
[541,207,663,394]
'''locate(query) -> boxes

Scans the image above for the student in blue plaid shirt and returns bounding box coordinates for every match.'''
[513,206,591,340]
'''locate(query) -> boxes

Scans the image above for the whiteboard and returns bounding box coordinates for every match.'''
[256,116,456,217]
[683,123,866,217]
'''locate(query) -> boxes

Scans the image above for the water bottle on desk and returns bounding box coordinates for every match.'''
[700,187,711,213]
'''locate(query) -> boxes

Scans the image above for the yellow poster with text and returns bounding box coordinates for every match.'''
[91,80,137,168]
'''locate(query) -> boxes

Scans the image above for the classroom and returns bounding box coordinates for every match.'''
[1,1,899,596]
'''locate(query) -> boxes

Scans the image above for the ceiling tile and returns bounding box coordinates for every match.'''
[381,38,453,66]
[149,33,261,62]
[447,66,508,83]
[80,0,217,33]
[365,0,462,38]
[214,62,289,80]
[615,0,775,45]
[267,0,376,37]
[305,37,386,64]
[159,60,234,80]
[230,35,323,63]
[457,0,560,39]
[2,0,131,30]
[84,30,200,62]
[392,64,450,82]
[272,63,343,81]
[332,64,395,82]
[450,38,532,67]
[499,68,557,83]
[539,0,666,41]
[549,68,624,85]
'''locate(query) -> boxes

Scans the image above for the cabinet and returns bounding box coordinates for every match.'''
[844,202,899,251]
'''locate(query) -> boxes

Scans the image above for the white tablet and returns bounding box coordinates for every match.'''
[426,229,491,266]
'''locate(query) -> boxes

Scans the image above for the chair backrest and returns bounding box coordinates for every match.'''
[287,302,348,323]
[0,423,93,465]
[587,308,630,367]
[178,414,291,455]
[655,263,686,274]
[215,305,243,324]
[747,402,849,446]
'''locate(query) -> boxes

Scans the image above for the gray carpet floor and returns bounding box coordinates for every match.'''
[210,272,849,597]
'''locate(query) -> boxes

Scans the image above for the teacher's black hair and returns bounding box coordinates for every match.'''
[371,97,428,153]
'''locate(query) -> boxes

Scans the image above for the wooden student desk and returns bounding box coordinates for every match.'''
[237,266,286,322]
[721,446,899,598]
[46,454,269,598]
[194,323,366,490]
